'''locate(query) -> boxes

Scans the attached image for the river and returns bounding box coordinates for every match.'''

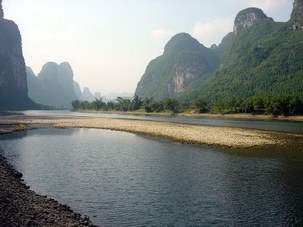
[1,111,303,226]
[1,121,303,226]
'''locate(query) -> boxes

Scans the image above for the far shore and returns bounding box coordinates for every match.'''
[1,114,303,149]
[76,109,303,122]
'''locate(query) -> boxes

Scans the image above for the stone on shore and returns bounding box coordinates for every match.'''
[0,155,97,227]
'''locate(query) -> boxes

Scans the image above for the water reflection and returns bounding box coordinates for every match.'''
[0,128,303,226]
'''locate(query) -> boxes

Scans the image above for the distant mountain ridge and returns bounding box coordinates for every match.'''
[135,0,303,103]
[27,62,106,108]
[27,62,78,108]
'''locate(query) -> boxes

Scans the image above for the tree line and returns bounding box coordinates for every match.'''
[72,94,303,116]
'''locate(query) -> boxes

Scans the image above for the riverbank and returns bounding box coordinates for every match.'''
[0,154,96,227]
[77,109,303,122]
[1,114,303,149]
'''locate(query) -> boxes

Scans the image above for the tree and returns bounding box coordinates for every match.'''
[194,99,207,113]
[264,94,290,116]
[150,101,164,112]
[132,95,143,110]
[91,98,105,110]
[211,100,225,114]
[252,96,264,113]
[241,98,254,113]
[71,100,80,110]
[163,98,179,113]
[80,101,90,109]
[288,95,303,115]
[115,98,132,111]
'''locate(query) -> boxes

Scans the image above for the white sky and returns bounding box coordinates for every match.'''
[3,0,293,95]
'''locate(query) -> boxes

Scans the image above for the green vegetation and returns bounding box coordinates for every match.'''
[209,94,303,116]
[189,20,303,103]
[135,6,303,109]
[72,95,182,114]
[135,33,220,100]
[72,93,303,116]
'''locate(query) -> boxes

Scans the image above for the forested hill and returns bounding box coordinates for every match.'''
[135,0,303,103]
[135,33,220,100]
[189,3,303,102]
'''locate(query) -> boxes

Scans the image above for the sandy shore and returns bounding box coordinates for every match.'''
[1,114,303,149]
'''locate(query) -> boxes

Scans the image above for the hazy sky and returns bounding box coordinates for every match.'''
[3,0,293,95]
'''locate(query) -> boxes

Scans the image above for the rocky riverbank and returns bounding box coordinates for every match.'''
[0,154,97,227]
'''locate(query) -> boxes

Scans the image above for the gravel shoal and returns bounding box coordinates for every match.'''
[1,115,303,149]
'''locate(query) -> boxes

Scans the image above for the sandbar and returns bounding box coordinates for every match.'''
[1,114,303,149]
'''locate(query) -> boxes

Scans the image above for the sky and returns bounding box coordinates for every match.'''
[3,0,293,96]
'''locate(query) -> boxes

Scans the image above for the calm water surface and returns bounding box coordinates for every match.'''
[1,126,303,226]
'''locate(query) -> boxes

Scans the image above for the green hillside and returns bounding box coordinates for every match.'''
[135,1,303,106]
[189,18,303,103]
[135,33,220,100]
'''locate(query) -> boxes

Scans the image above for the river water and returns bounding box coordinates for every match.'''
[1,111,303,226]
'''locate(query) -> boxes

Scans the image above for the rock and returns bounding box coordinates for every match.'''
[0,0,3,19]
[135,33,220,99]
[27,62,78,107]
[291,0,303,30]
[0,155,98,226]
[94,92,102,100]
[233,7,268,35]
[82,87,95,102]
[74,80,84,101]
[0,0,39,110]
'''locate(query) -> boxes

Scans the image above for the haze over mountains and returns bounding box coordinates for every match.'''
[136,0,303,102]
[0,0,302,110]
[27,62,134,108]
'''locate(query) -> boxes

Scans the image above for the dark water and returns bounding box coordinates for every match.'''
[1,127,303,226]
[14,110,303,134]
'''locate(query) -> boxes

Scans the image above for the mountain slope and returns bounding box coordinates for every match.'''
[135,33,220,100]
[136,1,303,103]
[192,5,303,102]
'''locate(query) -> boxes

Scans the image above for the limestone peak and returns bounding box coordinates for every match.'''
[291,0,303,30]
[233,8,267,35]
[0,0,3,19]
